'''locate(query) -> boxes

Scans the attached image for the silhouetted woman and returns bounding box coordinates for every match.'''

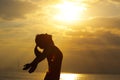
[23,34,63,80]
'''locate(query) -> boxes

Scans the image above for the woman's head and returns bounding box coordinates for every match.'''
[35,34,54,49]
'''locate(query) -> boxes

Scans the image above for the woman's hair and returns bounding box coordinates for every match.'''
[35,34,54,47]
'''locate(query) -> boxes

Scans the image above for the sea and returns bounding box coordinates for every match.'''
[0,72,120,80]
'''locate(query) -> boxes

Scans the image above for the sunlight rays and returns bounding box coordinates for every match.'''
[53,1,87,23]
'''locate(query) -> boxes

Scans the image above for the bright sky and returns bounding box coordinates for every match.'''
[0,0,120,73]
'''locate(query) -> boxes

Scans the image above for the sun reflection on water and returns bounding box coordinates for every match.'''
[60,73,80,80]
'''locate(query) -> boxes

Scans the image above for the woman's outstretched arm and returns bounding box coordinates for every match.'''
[23,46,46,73]
[28,53,46,73]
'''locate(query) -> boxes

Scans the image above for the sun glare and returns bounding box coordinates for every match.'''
[60,73,80,80]
[53,1,87,23]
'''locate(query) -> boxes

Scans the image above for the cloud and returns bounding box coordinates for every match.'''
[65,30,120,48]
[108,0,120,4]
[79,17,120,29]
[81,0,101,4]
[0,0,38,20]
[63,48,120,73]
[62,17,120,73]
[61,17,120,52]
[62,28,120,73]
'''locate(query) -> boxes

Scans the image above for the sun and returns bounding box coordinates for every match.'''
[53,1,87,24]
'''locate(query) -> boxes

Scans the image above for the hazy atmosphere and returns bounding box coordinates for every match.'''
[0,0,120,74]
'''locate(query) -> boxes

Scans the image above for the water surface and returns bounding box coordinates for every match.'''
[0,72,120,80]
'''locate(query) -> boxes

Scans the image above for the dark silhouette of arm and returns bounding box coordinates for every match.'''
[29,52,46,73]
[23,46,46,73]
[34,45,41,57]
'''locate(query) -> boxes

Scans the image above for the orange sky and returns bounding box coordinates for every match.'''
[0,0,120,73]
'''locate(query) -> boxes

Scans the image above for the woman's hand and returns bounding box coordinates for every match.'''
[23,63,38,73]
[28,63,38,73]
[34,45,41,57]
[23,63,31,70]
